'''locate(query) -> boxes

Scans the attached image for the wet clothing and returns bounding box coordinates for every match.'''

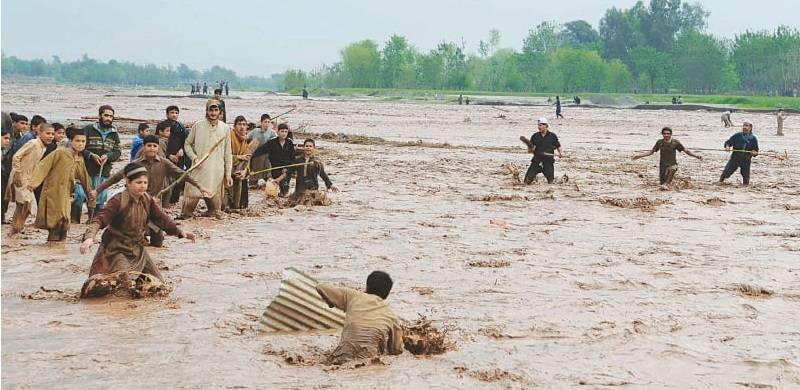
[556,99,563,118]
[253,137,297,194]
[315,283,404,364]
[720,132,759,185]
[247,128,277,183]
[292,156,332,194]
[525,131,560,183]
[652,138,685,185]
[94,155,203,207]
[166,120,191,204]
[5,138,46,206]
[29,147,93,239]
[652,139,685,167]
[721,112,732,127]
[182,119,232,217]
[723,132,759,154]
[227,130,250,209]
[82,191,183,294]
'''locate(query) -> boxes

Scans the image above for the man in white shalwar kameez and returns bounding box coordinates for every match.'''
[181,99,232,218]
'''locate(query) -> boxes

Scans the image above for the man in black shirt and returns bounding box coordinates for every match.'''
[523,117,563,184]
[252,123,299,196]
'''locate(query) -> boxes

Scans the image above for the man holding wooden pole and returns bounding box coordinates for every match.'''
[719,119,759,186]
[180,99,232,219]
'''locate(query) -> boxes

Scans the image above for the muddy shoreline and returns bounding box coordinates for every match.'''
[2,82,799,389]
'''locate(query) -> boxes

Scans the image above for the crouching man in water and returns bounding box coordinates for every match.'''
[315,271,404,365]
[79,162,196,298]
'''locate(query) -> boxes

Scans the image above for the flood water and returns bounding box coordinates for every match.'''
[2,83,799,389]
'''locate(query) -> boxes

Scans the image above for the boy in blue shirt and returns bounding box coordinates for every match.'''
[130,123,150,161]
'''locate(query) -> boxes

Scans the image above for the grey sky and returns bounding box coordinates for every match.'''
[2,0,798,77]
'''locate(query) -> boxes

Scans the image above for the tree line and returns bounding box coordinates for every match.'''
[1,54,284,91]
[2,0,798,96]
[284,0,799,96]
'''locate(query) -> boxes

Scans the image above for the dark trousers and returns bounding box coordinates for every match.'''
[169,157,191,204]
[1,167,9,221]
[659,164,678,185]
[525,157,555,184]
[271,170,290,195]
[720,155,752,185]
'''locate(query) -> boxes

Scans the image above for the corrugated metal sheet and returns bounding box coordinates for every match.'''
[258,267,345,333]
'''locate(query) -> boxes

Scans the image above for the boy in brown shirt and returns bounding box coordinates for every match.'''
[315,271,404,364]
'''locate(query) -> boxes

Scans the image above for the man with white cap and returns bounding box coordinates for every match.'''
[719,119,759,186]
[181,99,233,218]
[523,117,563,184]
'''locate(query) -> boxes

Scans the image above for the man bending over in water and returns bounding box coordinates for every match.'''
[315,271,404,364]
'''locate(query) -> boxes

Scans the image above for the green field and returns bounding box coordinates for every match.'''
[298,87,799,111]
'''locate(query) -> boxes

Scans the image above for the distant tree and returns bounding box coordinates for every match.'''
[562,20,600,48]
[341,40,381,88]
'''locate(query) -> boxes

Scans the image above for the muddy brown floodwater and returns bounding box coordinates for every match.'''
[2,82,799,389]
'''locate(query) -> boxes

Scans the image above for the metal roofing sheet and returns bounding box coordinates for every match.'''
[259,267,345,333]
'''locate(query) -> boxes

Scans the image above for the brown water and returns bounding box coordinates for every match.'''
[2,83,799,389]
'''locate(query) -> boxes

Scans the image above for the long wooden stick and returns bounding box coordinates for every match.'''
[249,161,311,176]
[156,134,227,198]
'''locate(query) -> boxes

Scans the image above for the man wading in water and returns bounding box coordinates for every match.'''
[632,127,703,187]
[719,119,759,186]
[522,117,563,184]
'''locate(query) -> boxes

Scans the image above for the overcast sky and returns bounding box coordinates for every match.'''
[2,0,798,77]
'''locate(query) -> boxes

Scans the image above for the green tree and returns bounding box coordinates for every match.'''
[604,59,633,92]
[630,45,671,92]
[671,31,727,93]
[562,20,600,49]
[380,35,416,88]
[599,7,643,65]
[547,47,607,92]
[341,40,381,88]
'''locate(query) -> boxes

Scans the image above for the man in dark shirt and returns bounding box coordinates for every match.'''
[252,123,299,196]
[719,119,759,186]
[290,138,338,196]
[632,127,702,186]
[523,117,563,184]
[164,105,190,204]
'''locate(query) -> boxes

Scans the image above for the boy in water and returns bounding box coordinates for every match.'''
[29,131,93,241]
[316,271,404,364]
[6,123,55,235]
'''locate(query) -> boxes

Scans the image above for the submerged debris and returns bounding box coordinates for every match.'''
[469,194,529,202]
[403,316,454,356]
[731,283,774,298]
[599,197,667,212]
[467,259,511,268]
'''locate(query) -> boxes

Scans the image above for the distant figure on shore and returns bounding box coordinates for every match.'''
[671,96,677,105]
[225,81,229,96]
[721,110,733,127]
[465,96,470,105]
[202,82,208,95]
[458,94,463,105]
[573,96,581,105]
[191,84,196,95]
[555,96,563,119]
[776,109,785,136]
[677,96,683,104]
[302,86,309,100]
